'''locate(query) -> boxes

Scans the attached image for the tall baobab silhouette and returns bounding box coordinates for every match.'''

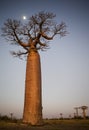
[1,11,67,125]
[79,106,88,119]
[74,107,80,118]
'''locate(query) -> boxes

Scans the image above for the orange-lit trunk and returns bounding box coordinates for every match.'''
[23,50,43,125]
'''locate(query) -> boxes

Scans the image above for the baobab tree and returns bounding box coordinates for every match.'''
[79,106,88,119]
[1,11,67,125]
[60,113,63,119]
[10,113,13,120]
[74,107,80,118]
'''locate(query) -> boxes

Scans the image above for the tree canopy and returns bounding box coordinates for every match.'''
[1,11,67,58]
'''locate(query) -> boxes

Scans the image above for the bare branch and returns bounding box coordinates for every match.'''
[1,19,29,47]
[36,40,49,51]
[41,31,53,40]
[10,50,28,59]
[1,11,67,58]
[52,22,67,37]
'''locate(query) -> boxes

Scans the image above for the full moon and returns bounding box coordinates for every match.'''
[23,16,27,20]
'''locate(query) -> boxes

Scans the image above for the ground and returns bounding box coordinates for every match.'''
[0,119,89,130]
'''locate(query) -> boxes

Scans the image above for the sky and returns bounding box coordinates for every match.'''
[0,0,89,119]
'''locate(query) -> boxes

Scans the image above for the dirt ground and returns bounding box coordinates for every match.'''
[0,119,89,130]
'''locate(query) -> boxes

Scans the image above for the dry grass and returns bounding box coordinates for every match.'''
[0,119,89,130]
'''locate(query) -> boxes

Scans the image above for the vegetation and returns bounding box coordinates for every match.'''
[0,119,89,130]
[0,114,20,123]
[74,106,88,119]
[79,106,88,119]
[1,11,67,125]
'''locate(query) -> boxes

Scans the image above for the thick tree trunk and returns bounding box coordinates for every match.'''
[83,109,86,119]
[23,50,43,125]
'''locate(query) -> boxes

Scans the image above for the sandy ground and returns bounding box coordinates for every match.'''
[0,120,89,130]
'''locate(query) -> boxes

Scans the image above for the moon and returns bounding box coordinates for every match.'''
[22,16,27,20]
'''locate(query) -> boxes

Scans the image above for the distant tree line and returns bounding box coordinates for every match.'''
[0,114,20,123]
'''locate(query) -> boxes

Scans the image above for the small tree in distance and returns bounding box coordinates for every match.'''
[1,11,67,125]
[79,106,88,119]
[74,107,80,118]
[60,113,63,119]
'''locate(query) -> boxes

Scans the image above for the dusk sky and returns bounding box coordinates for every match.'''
[0,0,89,119]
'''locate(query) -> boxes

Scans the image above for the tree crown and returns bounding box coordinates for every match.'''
[1,11,67,58]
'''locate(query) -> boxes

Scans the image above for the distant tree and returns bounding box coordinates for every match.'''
[10,113,13,120]
[79,106,88,119]
[1,11,67,125]
[60,113,63,119]
[73,113,76,118]
[0,115,10,121]
[74,107,80,118]
[69,114,71,119]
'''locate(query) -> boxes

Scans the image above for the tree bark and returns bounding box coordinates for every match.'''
[83,109,86,119]
[23,50,43,125]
